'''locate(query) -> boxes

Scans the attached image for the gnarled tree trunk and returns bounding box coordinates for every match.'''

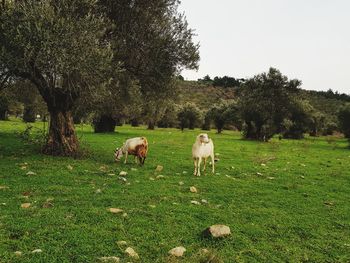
[43,110,78,156]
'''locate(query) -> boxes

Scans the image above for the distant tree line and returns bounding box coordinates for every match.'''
[198,75,245,88]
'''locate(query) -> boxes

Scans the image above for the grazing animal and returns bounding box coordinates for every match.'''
[192,133,215,176]
[114,137,148,165]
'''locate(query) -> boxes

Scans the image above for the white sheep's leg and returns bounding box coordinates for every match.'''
[211,154,215,174]
[203,157,207,172]
[124,152,128,164]
[193,158,198,176]
[197,157,202,176]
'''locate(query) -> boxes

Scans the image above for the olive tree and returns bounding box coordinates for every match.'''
[238,68,302,141]
[0,0,114,155]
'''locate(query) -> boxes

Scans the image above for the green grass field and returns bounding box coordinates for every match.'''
[1,120,350,262]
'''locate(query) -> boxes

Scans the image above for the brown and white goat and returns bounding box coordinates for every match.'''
[114,137,148,165]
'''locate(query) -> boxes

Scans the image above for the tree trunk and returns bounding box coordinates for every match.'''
[93,115,116,133]
[23,105,36,123]
[0,110,7,120]
[42,110,78,156]
[148,121,155,130]
[131,119,139,127]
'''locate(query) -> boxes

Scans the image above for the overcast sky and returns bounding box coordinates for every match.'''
[179,0,350,94]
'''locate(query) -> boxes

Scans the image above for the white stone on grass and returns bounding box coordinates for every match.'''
[119,171,128,176]
[108,208,123,214]
[190,186,197,193]
[203,225,231,238]
[125,247,139,260]
[14,251,22,256]
[21,203,31,209]
[155,165,163,172]
[168,246,186,257]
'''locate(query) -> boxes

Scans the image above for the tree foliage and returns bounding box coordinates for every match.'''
[238,68,302,141]
[338,104,350,140]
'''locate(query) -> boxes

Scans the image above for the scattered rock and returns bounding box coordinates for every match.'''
[155,165,163,172]
[98,256,120,262]
[21,203,31,209]
[261,163,266,166]
[256,172,263,176]
[149,177,155,181]
[131,168,138,171]
[0,185,9,190]
[42,201,53,208]
[99,166,108,172]
[108,173,115,176]
[119,171,128,176]
[200,248,209,254]
[168,246,186,257]
[108,208,123,214]
[26,171,36,176]
[95,189,102,194]
[156,175,165,179]
[149,205,156,208]
[125,247,139,260]
[201,199,208,204]
[32,249,42,253]
[267,177,275,180]
[178,181,184,186]
[67,165,73,170]
[300,176,305,179]
[324,201,334,206]
[20,166,27,170]
[182,171,187,174]
[122,213,128,218]
[191,200,201,205]
[118,177,127,182]
[14,251,22,256]
[116,240,127,246]
[190,186,197,193]
[203,225,231,238]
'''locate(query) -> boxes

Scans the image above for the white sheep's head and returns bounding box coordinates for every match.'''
[197,133,210,144]
[114,148,123,161]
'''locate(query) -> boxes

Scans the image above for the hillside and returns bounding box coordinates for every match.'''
[177,80,349,119]
[177,81,236,110]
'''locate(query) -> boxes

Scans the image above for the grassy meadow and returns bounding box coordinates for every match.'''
[0,119,350,262]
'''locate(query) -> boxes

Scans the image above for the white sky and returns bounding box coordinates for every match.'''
[179,0,350,94]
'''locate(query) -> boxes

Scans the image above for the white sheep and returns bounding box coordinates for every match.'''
[192,133,215,176]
